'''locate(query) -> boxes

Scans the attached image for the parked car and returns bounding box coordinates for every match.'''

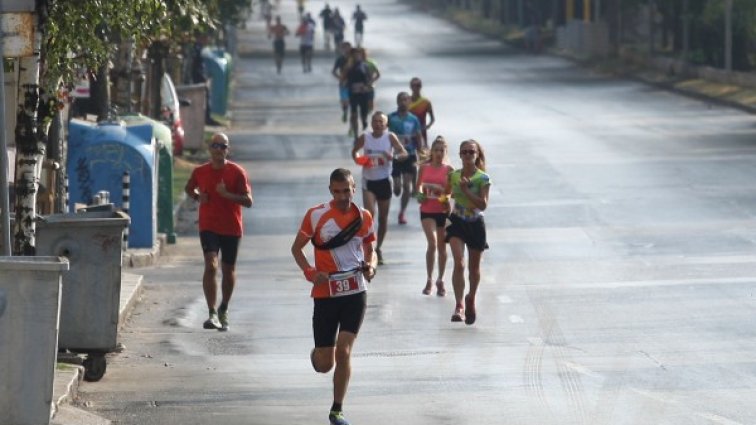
[160,73,189,156]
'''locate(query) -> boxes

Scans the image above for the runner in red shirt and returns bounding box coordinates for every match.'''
[185,133,253,331]
[291,168,377,425]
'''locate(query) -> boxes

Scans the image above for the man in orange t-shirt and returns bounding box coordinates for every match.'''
[185,133,253,331]
[291,168,377,425]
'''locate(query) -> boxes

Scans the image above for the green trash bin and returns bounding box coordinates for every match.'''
[121,114,177,244]
[202,47,232,116]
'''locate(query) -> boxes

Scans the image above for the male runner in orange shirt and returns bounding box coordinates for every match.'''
[291,168,377,425]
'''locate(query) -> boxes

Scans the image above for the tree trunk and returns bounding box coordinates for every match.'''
[12,25,43,255]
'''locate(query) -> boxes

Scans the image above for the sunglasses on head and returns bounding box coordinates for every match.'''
[210,142,228,150]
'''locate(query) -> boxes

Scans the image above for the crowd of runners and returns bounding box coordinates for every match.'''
[186,2,492,425]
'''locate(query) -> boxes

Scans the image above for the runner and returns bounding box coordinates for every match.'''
[408,77,435,143]
[416,136,453,296]
[364,49,380,114]
[351,111,408,265]
[296,0,305,19]
[331,8,346,50]
[291,168,378,425]
[319,3,334,51]
[332,41,352,123]
[184,133,253,331]
[296,14,316,73]
[351,4,367,47]
[342,47,373,137]
[388,91,424,225]
[268,16,290,74]
[446,139,491,325]
[260,0,272,26]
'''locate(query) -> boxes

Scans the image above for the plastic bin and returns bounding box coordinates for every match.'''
[0,256,68,425]
[67,118,158,248]
[201,47,232,116]
[35,211,129,381]
[121,114,177,244]
[176,83,207,151]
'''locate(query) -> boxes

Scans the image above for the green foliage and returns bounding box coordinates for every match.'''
[40,0,251,91]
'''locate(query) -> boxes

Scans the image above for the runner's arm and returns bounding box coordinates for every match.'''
[291,232,328,284]
[426,101,435,130]
[389,132,408,160]
[361,239,377,280]
[351,134,366,160]
[215,181,253,208]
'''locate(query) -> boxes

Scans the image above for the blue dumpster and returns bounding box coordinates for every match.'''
[121,114,177,244]
[67,119,158,248]
[201,47,232,116]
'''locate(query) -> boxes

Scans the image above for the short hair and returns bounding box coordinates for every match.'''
[211,132,229,145]
[330,168,353,184]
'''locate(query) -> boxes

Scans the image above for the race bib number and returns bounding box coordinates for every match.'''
[367,153,386,167]
[328,269,366,297]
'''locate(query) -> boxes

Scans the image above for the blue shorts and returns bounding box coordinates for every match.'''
[339,86,349,102]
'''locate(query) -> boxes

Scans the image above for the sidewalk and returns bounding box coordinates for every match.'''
[50,257,150,424]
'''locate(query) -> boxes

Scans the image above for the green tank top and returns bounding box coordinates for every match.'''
[449,169,491,221]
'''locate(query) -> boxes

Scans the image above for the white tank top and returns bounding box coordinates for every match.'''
[362,130,392,181]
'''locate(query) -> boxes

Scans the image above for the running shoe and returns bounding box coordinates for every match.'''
[422,279,433,295]
[203,312,221,330]
[436,279,446,297]
[465,294,476,325]
[451,304,465,322]
[218,309,229,331]
[398,213,407,225]
[329,411,350,425]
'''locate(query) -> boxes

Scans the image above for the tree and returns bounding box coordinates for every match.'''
[12,0,248,254]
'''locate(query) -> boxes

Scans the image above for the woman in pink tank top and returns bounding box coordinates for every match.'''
[416,136,454,296]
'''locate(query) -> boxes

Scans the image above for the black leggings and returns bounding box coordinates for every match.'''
[349,93,370,127]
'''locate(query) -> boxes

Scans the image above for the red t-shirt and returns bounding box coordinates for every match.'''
[187,161,251,236]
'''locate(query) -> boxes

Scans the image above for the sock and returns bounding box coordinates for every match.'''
[208,308,216,316]
[219,303,228,312]
[330,402,342,413]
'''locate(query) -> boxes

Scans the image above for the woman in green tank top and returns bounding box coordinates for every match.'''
[445,139,491,325]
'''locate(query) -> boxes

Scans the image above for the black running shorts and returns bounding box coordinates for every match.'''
[445,214,489,251]
[312,291,367,347]
[200,231,242,265]
[364,178,392,201]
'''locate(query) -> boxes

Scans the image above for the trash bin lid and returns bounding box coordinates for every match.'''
[38,211,130,227]
[0,256,70,271]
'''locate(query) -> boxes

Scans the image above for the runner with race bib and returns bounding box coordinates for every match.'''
[291,168,378,425]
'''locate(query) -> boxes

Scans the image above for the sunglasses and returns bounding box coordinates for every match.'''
[210,142,229,150]
[460,149,477,155]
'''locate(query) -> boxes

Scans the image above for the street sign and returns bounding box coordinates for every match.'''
[1,13,34,57]
[0,0,34,13]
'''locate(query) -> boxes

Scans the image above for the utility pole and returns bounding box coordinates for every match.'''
[1,45,10,256]
[724,0,732,71]
[682,0,689,61]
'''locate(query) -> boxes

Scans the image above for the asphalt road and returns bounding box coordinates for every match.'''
[77,1,756,424]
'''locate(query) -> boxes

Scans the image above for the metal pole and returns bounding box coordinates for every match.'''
[724,0,732,71]
[0,38,12,256]
[682,0,689,61]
